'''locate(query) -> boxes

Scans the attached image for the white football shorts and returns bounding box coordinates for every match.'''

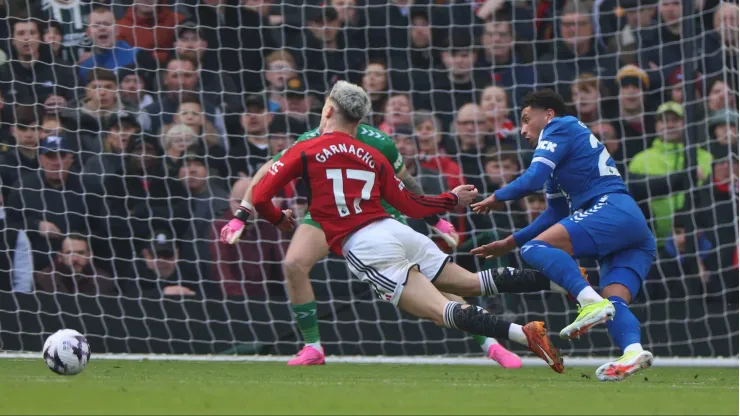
[341,218,451,306]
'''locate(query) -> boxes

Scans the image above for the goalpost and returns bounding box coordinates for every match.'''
[0,0,736,365]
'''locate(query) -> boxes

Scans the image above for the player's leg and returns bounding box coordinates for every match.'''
[283,219,331,366]
[595,245,656,381]
[398,269,563,373]
[343,219,563,372]
[433,263,575,297]
[442,292,522,368]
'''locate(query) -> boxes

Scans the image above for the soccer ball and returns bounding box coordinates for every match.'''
[43,329,91,375]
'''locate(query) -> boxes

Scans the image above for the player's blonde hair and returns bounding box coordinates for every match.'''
[329,80,371,122]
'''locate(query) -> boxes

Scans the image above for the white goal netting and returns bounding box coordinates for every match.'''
[0,0,736,359]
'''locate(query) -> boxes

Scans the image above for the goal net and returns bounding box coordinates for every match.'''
[0,0,736,360]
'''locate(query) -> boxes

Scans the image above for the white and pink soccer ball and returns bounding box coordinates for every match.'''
[42,329,91,375]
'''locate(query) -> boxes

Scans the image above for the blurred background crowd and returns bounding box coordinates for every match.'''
[0,0,735,305]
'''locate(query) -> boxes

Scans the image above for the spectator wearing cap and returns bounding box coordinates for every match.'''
[665,68,691,105]
[125,228,204,298]
[210,177,287,297]
[228,95,273,178]
[535,2,618,102]
[708,108,739,154]
[478,16,535,109]
[94,133,189,279]
[118,64,156,110]
[6,135,88,270]
[140,55,226,137]
[0,19,78,107]
[629,101,713,244]
[282,77,319,128]
[34,234,117,295]
[596,0,658,66]
[179,146,229,284]
[262,50,297,113]
[613,64,654,161]
[171,20,240,112]
[78,5,158,82]
[286,5,364,94]
[61,68,138,163]
[419,31,491,132]
[116,0,185,64]
[0,105,41,201]
[82,111,141,193]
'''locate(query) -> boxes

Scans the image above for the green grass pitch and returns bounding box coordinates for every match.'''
[0,359,737,414]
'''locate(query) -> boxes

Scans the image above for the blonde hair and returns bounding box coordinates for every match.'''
[265,49,297,69]
[162,124,197,150]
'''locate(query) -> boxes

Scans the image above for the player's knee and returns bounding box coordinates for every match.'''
[283,256,311,281]
[602,283,632,304]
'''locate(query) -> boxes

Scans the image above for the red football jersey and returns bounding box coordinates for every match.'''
[251,131,459,255]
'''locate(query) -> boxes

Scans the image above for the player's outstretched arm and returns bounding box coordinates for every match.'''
[220,158,277,244]
[472,162,552,214]
[379,162,470,218]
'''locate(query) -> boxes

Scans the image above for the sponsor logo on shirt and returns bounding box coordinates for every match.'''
[537,140,558,152]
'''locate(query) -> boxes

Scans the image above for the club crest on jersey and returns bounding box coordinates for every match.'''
[537,140,558,152]
[269,160,284,175]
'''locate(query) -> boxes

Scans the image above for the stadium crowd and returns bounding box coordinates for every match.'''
[0,0,735,303]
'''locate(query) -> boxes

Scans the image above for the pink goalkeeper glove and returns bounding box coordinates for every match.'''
[220,202,252,244]
[430,219,460,248]
[220,218,246,244]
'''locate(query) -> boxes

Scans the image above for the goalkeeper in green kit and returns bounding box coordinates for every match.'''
[226,122,560,367]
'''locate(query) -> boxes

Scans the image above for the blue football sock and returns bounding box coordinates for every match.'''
[605,296,642,352]
[520,240,590,297]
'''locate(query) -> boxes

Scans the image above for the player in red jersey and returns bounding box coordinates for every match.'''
[221,81,564,372]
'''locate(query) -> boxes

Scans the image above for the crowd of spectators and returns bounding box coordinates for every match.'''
[0,0,735,303]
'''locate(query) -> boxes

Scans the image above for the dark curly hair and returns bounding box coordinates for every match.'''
[520,89,569,117]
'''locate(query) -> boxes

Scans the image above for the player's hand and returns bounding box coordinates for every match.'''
[276,209,295,232]
[471,193,498,214]
[470,236,517,259]
[162,285,196,296]
[451,184,478,208]
[38,221,62,239]
[430,219,460,249]
[220,218,246,244]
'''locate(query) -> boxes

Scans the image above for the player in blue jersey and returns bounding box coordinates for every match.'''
[471,90,657,382]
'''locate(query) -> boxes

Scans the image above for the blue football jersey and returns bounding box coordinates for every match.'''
[532,116,628,211]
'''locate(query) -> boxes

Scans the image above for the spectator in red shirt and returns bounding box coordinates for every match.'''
[116,0,185,64]
[210,177,287,298]
[378,92,412,135]
[412,110,464,190]
[479,86,515,140]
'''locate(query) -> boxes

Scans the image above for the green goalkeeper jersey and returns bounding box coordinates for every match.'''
[272,124,407,224]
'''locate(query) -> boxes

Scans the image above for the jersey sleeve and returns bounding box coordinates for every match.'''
[377,158,458,218]
[253,145,305,225]
[531,120,571,170]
